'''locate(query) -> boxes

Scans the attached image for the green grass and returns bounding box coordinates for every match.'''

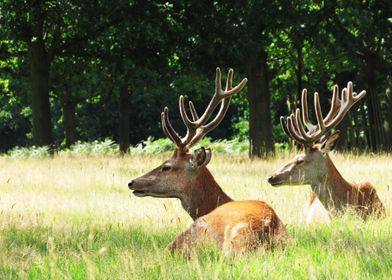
[0,153,391,279]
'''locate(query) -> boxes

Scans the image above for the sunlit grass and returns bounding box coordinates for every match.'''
[0,152,391,279]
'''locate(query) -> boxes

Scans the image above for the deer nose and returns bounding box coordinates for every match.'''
[128,180,134,188]
[267,176,274,183]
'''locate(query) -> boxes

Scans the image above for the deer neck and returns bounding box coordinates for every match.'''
[180,167,232,220]
[310,154,352,210]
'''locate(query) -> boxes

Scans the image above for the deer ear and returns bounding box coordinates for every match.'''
[320,131,340,153]
[191,147,207,167]
[191,147,212,168]
[204,148,212,165]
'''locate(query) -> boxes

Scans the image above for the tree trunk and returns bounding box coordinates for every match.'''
[119,81,131,154]
[28,3,52,147]
[365,61,385,151]
[334,71,354,150]
[385,76,392,150]
[336,114,350,150]
[28,40,52,146]
[360,103,370,150]
[295,45,303,107]
[63,99,77,146]
[247,48,274,158]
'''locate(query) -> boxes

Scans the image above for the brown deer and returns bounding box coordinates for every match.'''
[129,68,288,255]
[268,82,385,223]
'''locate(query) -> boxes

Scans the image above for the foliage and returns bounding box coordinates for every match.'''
[131,137,174,154]
[0,1,391,152]
[8,146,51,159]
[130,137,250,155]
[3,137,252,158]
[66,139,119,156]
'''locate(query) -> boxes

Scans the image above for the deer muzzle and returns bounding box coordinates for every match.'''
[128,178,152,197]
[267,175,285,187]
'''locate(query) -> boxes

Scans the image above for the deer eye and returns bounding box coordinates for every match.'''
[297,159,305,164]
[161,165,171,172]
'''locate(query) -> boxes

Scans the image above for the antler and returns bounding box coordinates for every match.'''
[280,81,366,147]
[161,68,248,153]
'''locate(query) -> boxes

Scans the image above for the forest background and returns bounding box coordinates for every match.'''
[1,1,391,157]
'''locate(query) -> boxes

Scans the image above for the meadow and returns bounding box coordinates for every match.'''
[0,151,391,279]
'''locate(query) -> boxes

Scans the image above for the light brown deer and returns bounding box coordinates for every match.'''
[129,68,288,255]
[268,82,385,223]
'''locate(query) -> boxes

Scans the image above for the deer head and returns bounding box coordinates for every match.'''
[128,68,247,217]
[128,147,212,198]
[268,82,366,186]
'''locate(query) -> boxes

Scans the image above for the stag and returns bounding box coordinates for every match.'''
[268,82,385,223]
[129,68,288,255]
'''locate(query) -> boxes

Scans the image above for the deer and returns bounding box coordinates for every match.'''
[128,68,288,255]
[268,82,386,224]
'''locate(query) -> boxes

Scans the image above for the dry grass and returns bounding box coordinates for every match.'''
[0,152,391,279]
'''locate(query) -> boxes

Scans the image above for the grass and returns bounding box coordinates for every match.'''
[0,152,391,279]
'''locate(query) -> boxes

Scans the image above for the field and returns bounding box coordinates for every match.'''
[0,152,391,279]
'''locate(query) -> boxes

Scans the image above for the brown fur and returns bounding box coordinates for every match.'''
[308,192,317,206]
[325,156,385,217]
[269,142,386,221]
[130,150,288,255]
[271,86,385,222]
[183,166,232,220]
[166,201,289,255]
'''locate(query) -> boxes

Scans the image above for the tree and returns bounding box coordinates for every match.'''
[50,56,109,146]
[0,56,31,151]
[1,0,391,153]
[0,0,134,146]
[173,1,296,157]
[323,0,392,150]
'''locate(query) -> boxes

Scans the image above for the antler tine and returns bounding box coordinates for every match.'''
[314,92,325,131]
[161,107,182,147]
[287,115,308,144]
[280,90,319,146]
[295,108,314,142]
[161,68,247,153]
[177,68,226,130]
[179,95,195,129]
[280,116,292,139]
[185,68,247,148]
[188,68,246,125]
[346,81,366,102]
[225,68,233,91]
[280,113,304,146]
[350,81,366,101]
[301,89,317,132]
[189,101,199,121]
[281,115,305,145]
[223,72,248,97]
[281,81,366,148]
[187,98,231,147]
[322,82,366,130]
[323,85,340,123]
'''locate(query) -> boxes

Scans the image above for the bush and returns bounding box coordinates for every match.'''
[130,137,174,154]
[193,138,249,155]
[2,137,291,158]
[129,137,250,155]
[67,139,119,156]
[8,146,51,159]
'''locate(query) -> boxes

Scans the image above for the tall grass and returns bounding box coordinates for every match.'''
[0,152,391,279]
